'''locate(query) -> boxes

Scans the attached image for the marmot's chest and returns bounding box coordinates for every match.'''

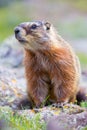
[34,53,49,71]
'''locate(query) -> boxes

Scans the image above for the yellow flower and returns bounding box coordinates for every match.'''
[70,102,73,105]
[12,79,17,83]
[31,109,35,113]
[64,106,68,109]
[54,110,60,115]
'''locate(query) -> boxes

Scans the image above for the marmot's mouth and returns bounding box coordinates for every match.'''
[16,36,28,43]
[15,33,27,43]
[18,39,28,43]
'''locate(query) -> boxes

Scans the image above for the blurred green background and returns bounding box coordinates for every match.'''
[0,0,87,68]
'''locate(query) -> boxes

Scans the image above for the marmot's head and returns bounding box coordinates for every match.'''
[14,21,57,50]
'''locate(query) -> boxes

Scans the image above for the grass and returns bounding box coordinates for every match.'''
[0,101,87,130]
[0,102,87,130]
[77,53,87,68]
[0,107,46,130]
[82,126,87,130]
[80,101,87,108]
[0,1,32,42]
[80,102,87,130]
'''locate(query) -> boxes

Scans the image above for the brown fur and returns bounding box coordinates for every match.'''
[15,21,81,107]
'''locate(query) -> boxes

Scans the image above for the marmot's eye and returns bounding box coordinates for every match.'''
[31,24,37,29]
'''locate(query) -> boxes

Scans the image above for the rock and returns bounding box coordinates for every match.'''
[47,111,87,130]
[0,36,23,68]
[0,119,7,130]
[0,66,26,109]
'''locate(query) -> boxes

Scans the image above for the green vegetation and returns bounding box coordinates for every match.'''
[48,0,87,12]
[80,101,87,130]
[0,1,87,42]
[0,107,46,130]
[0,0,87,129]
[69,0,87,12]
[80,101,87,108]
[0,1,87,66]
[57,20,87,39]
[0,102,87,130]
[0,1,31,42]
[82,126,87,130]
[77,53,87,68]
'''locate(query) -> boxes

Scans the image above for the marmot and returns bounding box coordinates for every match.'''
[14,21,83,108]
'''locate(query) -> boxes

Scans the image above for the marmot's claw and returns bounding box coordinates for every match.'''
[52,102,67,108]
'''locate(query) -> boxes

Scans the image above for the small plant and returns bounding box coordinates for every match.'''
[80,101,87,108]
[82,126,87,130]
[0,107,46,130]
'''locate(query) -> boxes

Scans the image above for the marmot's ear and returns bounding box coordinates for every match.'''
[44,22,51,30]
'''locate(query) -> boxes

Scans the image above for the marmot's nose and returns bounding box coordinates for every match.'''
[14,27,21,34]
